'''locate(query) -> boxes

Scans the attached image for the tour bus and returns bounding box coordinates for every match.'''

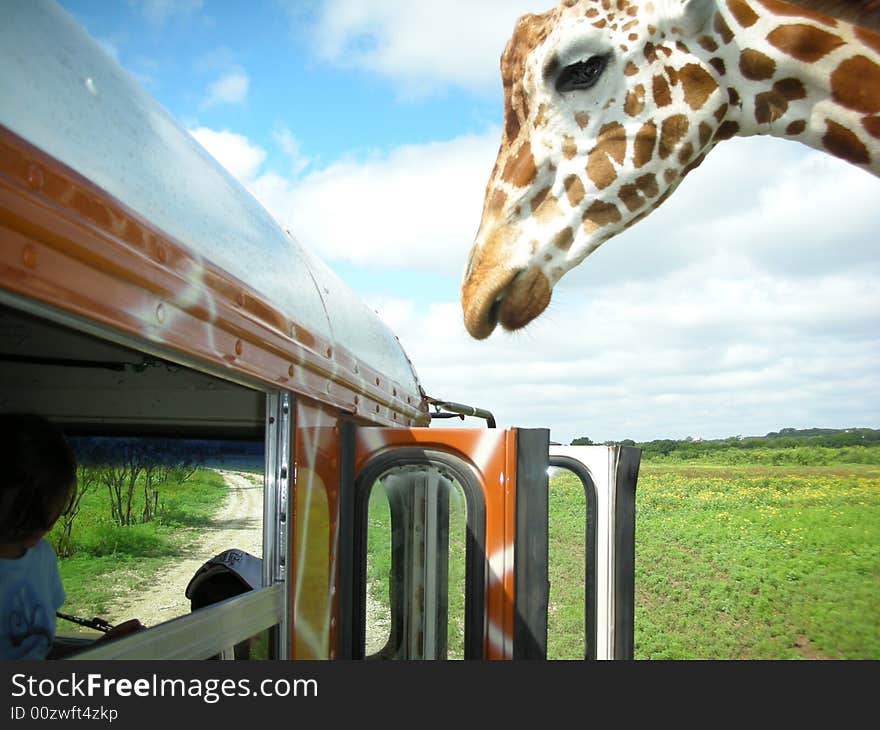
[0,1,639,660]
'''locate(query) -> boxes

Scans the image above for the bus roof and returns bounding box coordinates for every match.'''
[0,1,426,424]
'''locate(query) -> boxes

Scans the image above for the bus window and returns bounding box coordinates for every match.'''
[0,302,279,659]
[547,465,595,659]
[355,453,485,660]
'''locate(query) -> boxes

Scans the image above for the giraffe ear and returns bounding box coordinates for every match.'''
[657,0,715,36]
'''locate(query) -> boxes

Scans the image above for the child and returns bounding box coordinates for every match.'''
[0,413,76,659]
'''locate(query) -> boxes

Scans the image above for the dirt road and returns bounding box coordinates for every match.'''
[103,470,263,628]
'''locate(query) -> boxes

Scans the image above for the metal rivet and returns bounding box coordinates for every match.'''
[26,165,44,190]
[155,303,166,324]
[21,245,36,268]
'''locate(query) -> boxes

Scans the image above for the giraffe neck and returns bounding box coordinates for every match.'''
[711,0,880,174]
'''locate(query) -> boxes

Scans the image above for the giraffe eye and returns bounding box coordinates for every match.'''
[555,55,609,93]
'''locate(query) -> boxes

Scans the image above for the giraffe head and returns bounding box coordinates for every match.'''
[462,0,732,339]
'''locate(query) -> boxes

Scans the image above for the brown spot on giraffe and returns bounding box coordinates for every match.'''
[485,188,507,218]
[822,119,870,165]
[714,120,740,140]
[534,103,549,128]
[624,61,639,76]
[755,90,788,124]
[863,116,880,140]
[659,115,689,159]
[582,199,622,233]
[786,119,807,135]
[680,64,719,110]
[709,57,727,76]
[618,183,646,212]
[714,103,729,123]
[502,141,537,187]
[831,56,880,115]
[728,87,741,107]
[564,174,585,206]
[644,42,658,63]
[530,186,551,214]
[699,122,713,148]
[678,141,694,165]
[714,11,735,44]
[767,24,845,63]
[739,49,776,80]
[664,168,678,185]
[531,188,563,223]
[562,136,578,159]
[727,0,759,28]
[633,121,657,168]
[636,172,659,198]
[552,226,574,251]
[756,0,838,27]
[625,84,647,116]
[575,112,590,129]
[652,75,672,107]
[698,36,719,53]
[586,122,627,189]
[774,77,806,101]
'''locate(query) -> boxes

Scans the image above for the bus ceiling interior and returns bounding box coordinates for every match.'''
[0,300,265,441]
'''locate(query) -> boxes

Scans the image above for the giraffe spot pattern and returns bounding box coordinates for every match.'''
[562,136,578,159]
[530,186,552,214]
[582,199,621,233]
[715,12,735,44]
[636,173,659,198]
[709,57,727,76]
[699,122,714,148]
[728,87,742,107]
[678,141,694,165]
[625,84,647,116]
[502,141,537,187]
[823,119,870,164]
[715,120,740,140]
[774,77,807,101]
[755,90,788,124]
[831,56,880,114]
[786,119,807,135]
[652,75,672,107]
[767,24,845,64]
[680,64,719,109]
[564,174,585,206]
[727,0,759,28]
[739,49,776,80]
[698,36,719,53]
[575,112,590,129]
[633,121,657,168]
[552,226,574,251]
[659,115,689,159]
[586,122,627,189]
[862,116,880,139]
[624,61,639,76]
[618,182,646,211]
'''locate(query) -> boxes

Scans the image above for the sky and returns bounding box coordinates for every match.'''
[56,0,880,445]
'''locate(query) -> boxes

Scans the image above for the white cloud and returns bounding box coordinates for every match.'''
[201,69,250,108]
[189,127,266,181]
[294,0,549,95]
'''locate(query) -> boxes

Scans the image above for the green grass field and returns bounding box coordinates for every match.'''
[548,462,880,659]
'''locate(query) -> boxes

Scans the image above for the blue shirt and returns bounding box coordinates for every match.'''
[0,539,65,659]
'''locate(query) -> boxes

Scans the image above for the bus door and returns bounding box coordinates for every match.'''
[338,426,550,661]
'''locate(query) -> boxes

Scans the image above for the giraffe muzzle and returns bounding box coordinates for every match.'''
[462,265,552,339]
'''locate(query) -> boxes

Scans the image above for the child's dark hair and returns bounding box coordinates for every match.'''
[0,413,77,540]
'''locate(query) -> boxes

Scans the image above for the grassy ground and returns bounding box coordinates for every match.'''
[548,462,880,659]
[51,469,227,628]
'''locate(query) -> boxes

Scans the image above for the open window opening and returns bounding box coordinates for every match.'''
[353,450,486,660]
[0,301,278,659]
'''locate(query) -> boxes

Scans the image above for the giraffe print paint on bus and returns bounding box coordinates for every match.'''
[461,0,880,339]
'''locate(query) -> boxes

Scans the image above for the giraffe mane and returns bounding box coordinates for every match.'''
[783,0,880,30]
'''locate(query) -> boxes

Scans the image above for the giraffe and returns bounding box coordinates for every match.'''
[460,0,880,339]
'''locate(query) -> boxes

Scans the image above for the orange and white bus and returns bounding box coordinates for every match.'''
[0,0,639,661]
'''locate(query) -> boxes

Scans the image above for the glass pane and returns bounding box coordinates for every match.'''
[363,465,469,660]
[547,467,588,660]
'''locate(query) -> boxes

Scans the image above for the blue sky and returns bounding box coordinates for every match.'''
[56,0,880,445]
